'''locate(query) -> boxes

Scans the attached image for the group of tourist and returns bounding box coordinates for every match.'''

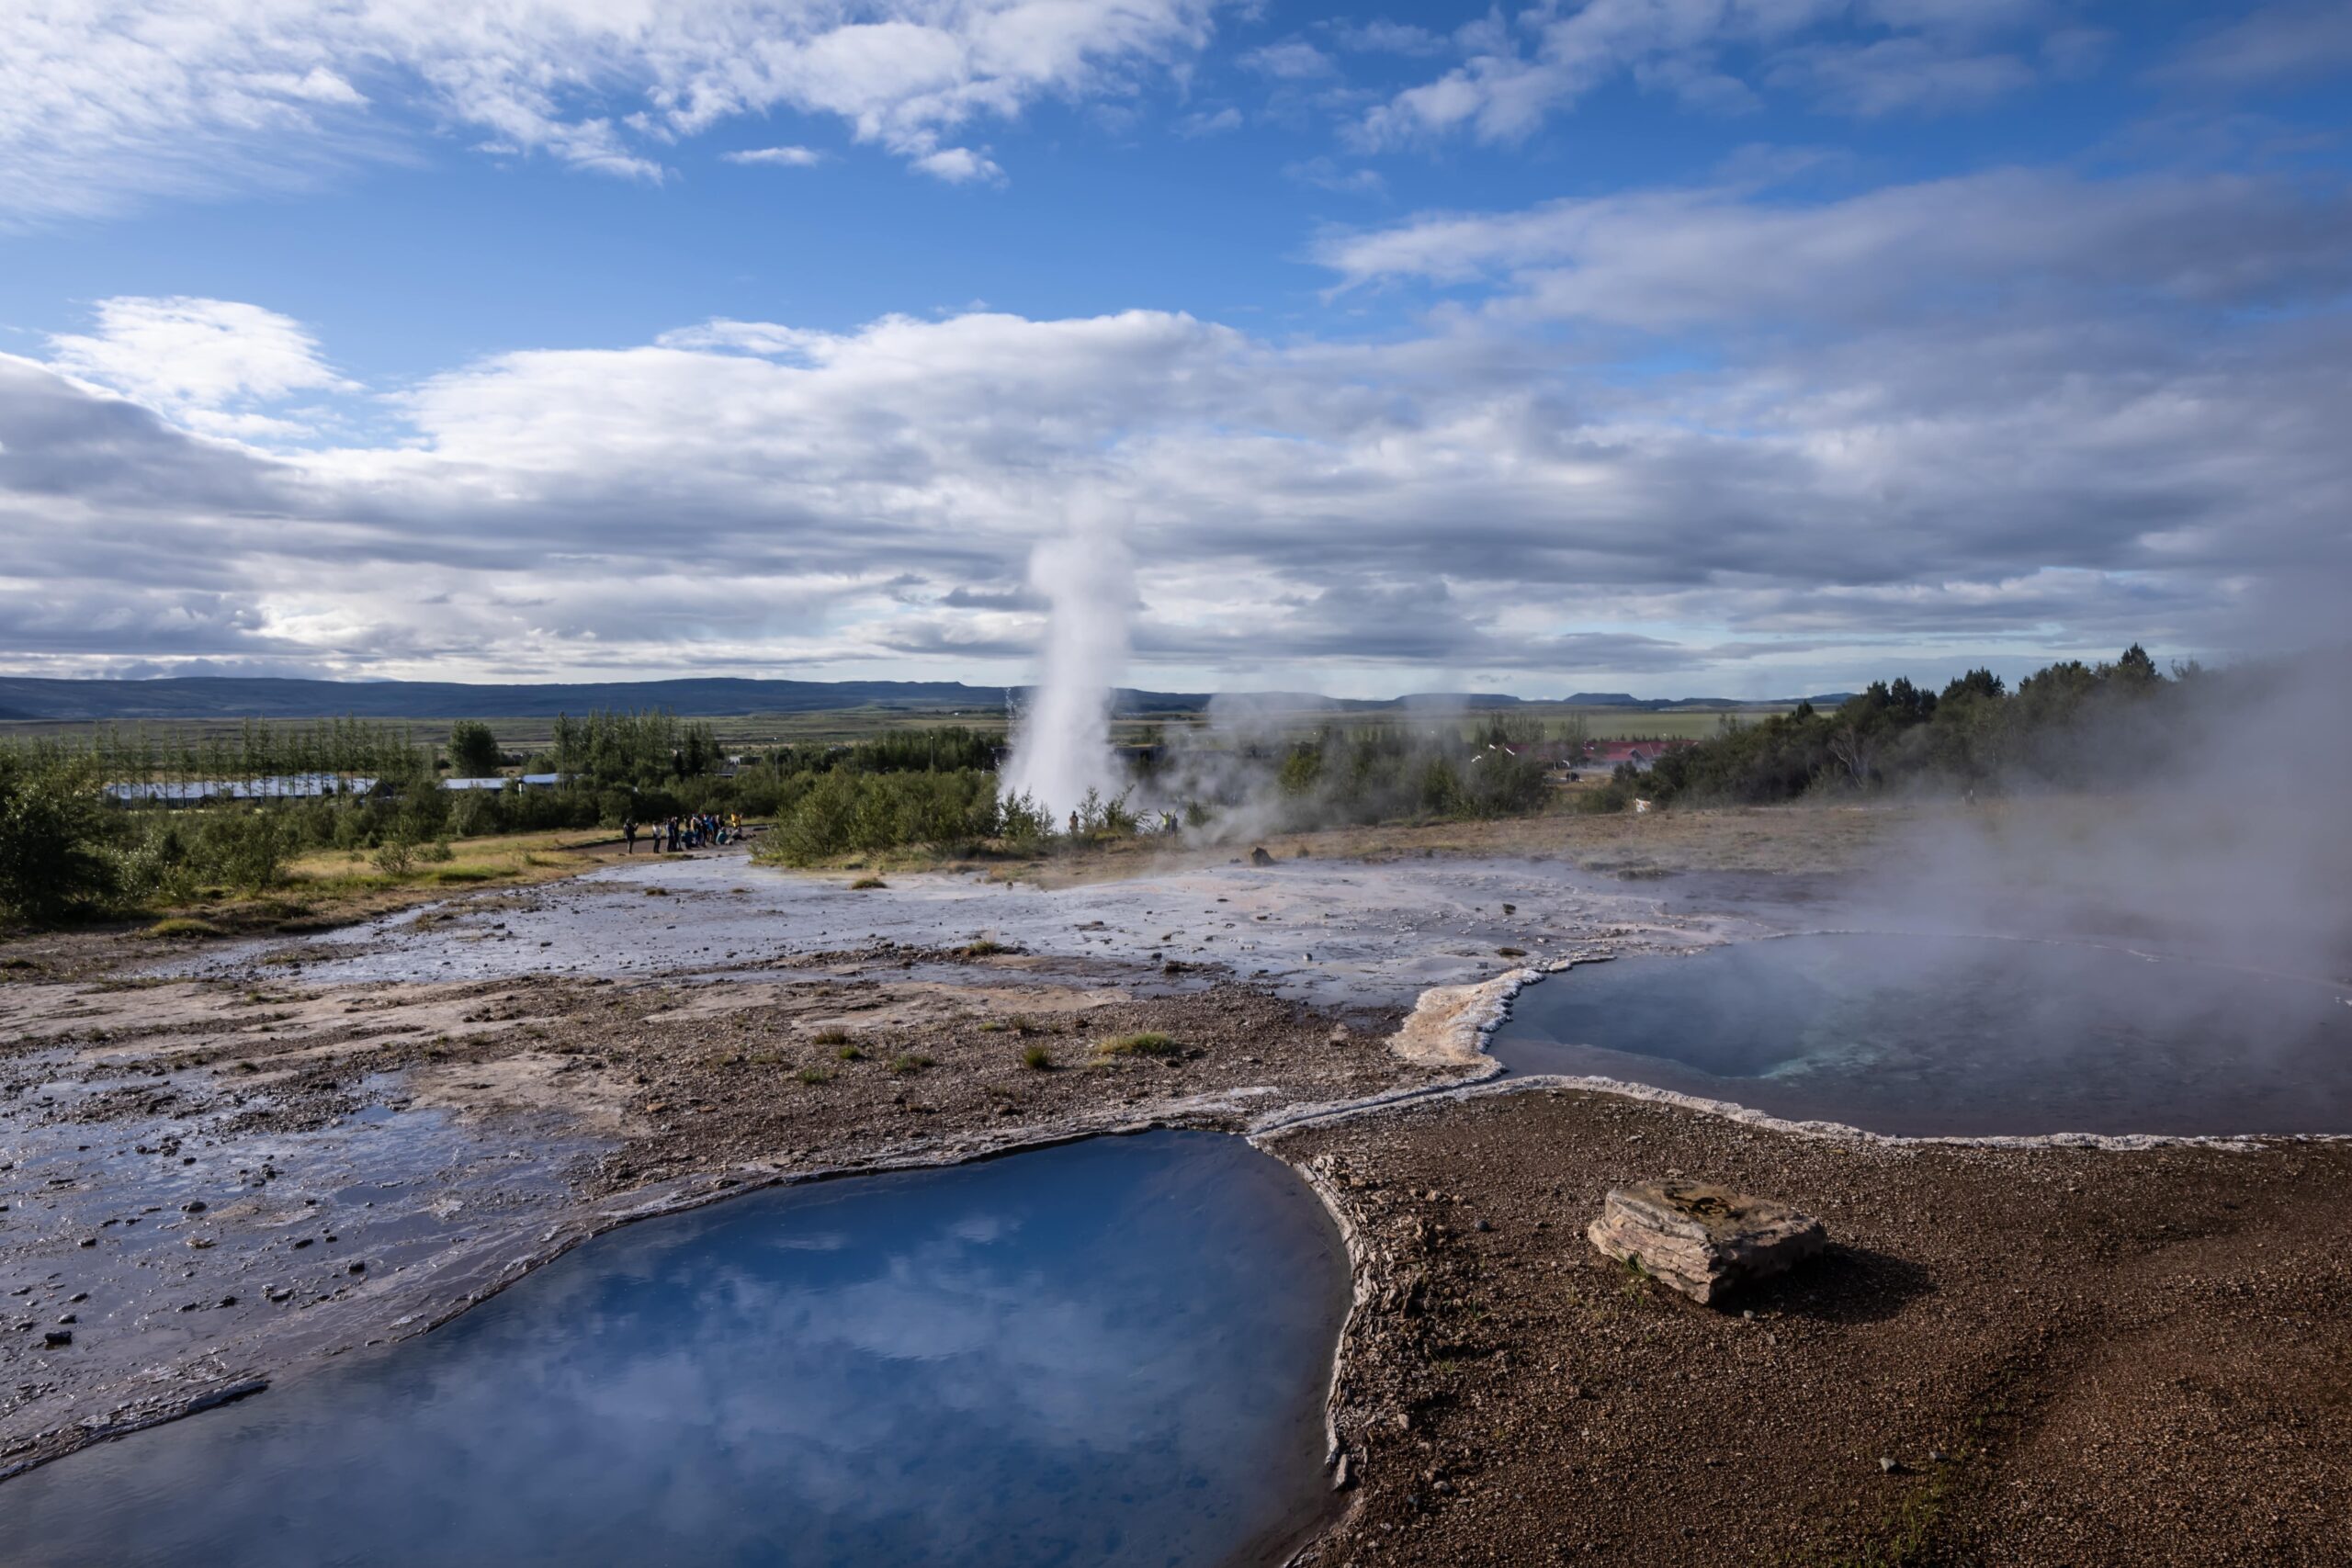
[620,812,741,853]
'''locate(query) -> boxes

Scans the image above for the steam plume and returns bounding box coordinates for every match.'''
[1000,505,1133,821]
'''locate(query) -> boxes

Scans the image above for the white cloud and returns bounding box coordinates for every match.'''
[1351,0,2069,148]
[44,297,357,439]
[1176,107,1244,136]
[1286,157,1385,195]
[1327,20,1450,58]
[723,145,824,167]
[0,0,1222,220]
[1241,40,1336,79]
[2,165,2346,689]
[1315,171,2352,330]
[911,146,1005,185]
[1769,38,2034,116]
[2152,3,2352,89]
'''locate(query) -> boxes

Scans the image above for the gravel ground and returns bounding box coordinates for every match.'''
[1270,1086,2352,1567]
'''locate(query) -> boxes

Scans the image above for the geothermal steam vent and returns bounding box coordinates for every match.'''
[1588,1181,1827,1305]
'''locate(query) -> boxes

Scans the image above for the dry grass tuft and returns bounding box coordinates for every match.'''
[1093,1031,1180,1059]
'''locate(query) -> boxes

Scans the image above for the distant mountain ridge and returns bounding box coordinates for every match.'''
[0,676,1850,724]
[0,676,1030,723]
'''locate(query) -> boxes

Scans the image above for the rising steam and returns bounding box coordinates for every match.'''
[1000,506,1133,822]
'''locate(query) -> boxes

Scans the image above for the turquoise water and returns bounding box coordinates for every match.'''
[0,1132,1347,1568]
[1490,934,2352,1137]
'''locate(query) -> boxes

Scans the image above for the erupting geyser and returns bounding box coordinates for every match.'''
[1000,505,1134,822]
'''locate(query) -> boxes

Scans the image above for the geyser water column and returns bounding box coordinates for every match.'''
[1000,504,1134,821]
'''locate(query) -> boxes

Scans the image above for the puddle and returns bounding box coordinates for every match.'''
[1489,933,2352,1137]
[0,1131,1351,1568]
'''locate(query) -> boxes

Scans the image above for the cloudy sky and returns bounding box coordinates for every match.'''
[3,1,2347,697]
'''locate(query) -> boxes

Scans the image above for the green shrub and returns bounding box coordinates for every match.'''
[193,809,292,894]
[0,756,119,922]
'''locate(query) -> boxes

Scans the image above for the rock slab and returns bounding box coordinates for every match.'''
[1587,1180,1826,1304]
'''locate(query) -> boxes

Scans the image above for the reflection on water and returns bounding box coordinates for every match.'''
[1490,934,2352,1137]
[0,1132,1348,1568]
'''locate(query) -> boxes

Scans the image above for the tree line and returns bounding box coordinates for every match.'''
[0,714,1031,917]
[0,655,2226,922]
[1587,644,2204,810]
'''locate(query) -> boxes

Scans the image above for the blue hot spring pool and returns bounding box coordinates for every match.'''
[0,1131,1350,1568]
[1488,933,2352,1138]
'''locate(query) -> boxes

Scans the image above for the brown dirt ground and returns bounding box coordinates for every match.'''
[1269,1086,2352,1568]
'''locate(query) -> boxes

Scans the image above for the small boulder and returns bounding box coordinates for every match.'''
[1587,1180,1826,1305]
[1249,846,1276,867]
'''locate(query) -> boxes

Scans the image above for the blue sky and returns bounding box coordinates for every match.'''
[3,1,2348,696]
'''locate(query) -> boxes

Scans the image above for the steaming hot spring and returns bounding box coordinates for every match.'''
[1487,932,2352,1139]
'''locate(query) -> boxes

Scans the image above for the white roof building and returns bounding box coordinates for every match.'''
[105,774,378,805]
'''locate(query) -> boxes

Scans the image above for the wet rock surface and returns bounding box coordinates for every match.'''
[1,869,1475,1478]
[145,846,1735,1011]
[1271,1088,2352,1567]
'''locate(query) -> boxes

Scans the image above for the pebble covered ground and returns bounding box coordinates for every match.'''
[1273,1087,2352,1567]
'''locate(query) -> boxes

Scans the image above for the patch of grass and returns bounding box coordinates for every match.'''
[643,886,671,897]
[957,938,1012,957]
[835,1043,868,1062]
[810,1025,854,1046]
[848,875,888,891]
[1020,1043,1055,1071]
[795,1066,834,1086]
[1004,1013,1052,1036]
[1496,946,1527,958]
[1093,1031,1180,1059]
[887,1053,933,1075]
[978,1020,1008,1033]
[144,918,224,940]
[432,866,500,885]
